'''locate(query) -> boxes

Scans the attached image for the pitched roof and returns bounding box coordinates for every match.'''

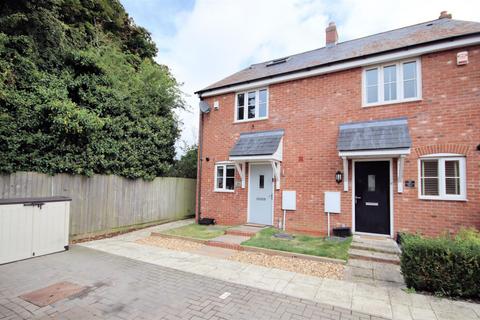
[198,18,480,94]
[337,118,411,151]
[229,129,284,157]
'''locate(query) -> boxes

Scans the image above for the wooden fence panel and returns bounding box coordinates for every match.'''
[0,172,196,239]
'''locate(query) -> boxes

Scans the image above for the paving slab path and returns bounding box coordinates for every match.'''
[346,235,404,288]
[78,222,480,320]
[0,246,378,320]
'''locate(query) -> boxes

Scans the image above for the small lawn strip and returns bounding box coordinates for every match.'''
[161,223,229,240]
[241,227,352,261]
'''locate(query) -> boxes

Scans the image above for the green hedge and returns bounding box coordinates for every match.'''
[400,229,480,298]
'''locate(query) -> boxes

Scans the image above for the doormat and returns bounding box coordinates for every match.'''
[19,281,86,307]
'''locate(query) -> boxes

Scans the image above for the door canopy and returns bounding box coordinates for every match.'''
[229,129,284,190]
[337,118,412,193]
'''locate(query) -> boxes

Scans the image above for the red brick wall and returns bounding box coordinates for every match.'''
[197,45,480,237]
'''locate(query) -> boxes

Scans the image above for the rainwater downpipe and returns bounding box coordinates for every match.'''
[196,100,204,223]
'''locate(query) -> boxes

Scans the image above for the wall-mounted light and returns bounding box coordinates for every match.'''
[335,171,343,184]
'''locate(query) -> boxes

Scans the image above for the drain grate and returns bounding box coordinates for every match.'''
[19,281,86,307]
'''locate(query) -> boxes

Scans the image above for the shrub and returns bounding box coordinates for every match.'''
[400,229,480,298]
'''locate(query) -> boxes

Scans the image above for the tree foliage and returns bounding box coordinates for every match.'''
[0,0,184,179]
[169,145,197,179]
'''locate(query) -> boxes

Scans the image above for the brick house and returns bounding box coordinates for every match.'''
[195,12,480,237]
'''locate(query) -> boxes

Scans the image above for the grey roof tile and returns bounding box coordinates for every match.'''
[230,129,284,157]
[337,118,411,151]
[198,18,480,93]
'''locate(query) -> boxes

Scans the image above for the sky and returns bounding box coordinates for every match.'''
[120,0,480,154]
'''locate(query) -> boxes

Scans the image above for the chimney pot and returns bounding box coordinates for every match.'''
[325,21,338,47]
[439,11,452,19]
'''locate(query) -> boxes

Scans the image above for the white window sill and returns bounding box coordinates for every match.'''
[363,97,422,108]
[214,189,235,193]
[233,117,268,124]
[419,196,467,202]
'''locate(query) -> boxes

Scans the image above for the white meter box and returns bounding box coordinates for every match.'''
[282,191,296,210]
[324,192,341,213]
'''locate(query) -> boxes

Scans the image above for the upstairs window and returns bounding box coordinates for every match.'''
[235,88,268,122]
[363,59,421,106]
[215,163,235,192]
[419,155,466,201]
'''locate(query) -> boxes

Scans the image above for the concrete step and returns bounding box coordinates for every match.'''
[225,225,265,237]
[351,241,401,255]
[348,248,400,265]
[206,234,251,250]
[352,235,401,254]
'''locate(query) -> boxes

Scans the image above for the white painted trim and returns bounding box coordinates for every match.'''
[397,156,405,193]
[343,157,349,192]
[247,163,275,226]
[352,159,393,237]
[271,161,281,190]
[417,156,467,201]
[234,162,246,188]
[233,87,269,123]
[198,36,480,98]
[362,58,422,107]
[339,148,410,158]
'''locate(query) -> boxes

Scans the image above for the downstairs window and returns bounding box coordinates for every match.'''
[215,163,235,192]
[419,156,466,200]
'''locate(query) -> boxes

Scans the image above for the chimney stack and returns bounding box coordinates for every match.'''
[326,22,338,47]
[439,11,452,19]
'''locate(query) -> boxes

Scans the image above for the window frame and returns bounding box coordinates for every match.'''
[417,154,466,201]
[234,88,269,123]
[362,58,422,107]
[214,162,235,193]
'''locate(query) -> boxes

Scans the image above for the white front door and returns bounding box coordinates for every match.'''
[248,164,273,225]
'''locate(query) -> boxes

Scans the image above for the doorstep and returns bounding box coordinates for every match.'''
[348,235,401,265]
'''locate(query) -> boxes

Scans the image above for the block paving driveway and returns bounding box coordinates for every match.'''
[0,246,381,320]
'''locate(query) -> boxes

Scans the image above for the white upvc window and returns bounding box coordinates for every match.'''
[418,155,466,201]
[235,88,268,122]
[214,163,235,192]
[363,58,421,107]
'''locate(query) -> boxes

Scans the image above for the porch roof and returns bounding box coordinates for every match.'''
[337,118,411,152]
[229,129,284,158]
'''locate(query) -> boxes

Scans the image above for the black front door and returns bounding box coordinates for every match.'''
[355,161,390,235]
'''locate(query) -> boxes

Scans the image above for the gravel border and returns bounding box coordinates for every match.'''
[149,232,346,264]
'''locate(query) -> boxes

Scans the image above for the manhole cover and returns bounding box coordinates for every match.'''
[19,281,86,307]
[273,233,294,240]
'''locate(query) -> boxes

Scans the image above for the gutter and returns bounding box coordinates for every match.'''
[196,32,480,97]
